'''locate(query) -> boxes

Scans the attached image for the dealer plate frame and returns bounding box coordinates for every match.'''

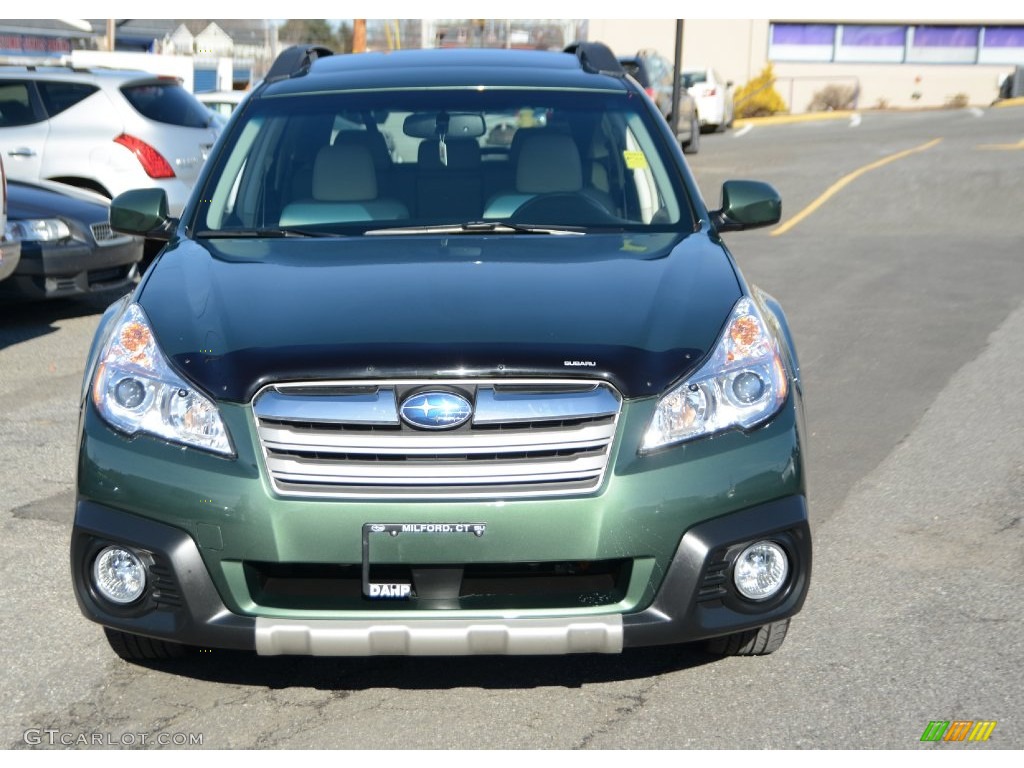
[361,522,487,599]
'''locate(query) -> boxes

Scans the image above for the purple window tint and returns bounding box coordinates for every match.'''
[984,27,1024,47]
[841,25,906,47]
[914,26,979,47]
[771,24,835,46]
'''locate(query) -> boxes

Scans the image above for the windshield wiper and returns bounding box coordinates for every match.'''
[364,221,585,236]
[192,227,336,239]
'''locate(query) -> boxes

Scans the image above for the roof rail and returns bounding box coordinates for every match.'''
[265,45,334,83]
[564,42,624,77]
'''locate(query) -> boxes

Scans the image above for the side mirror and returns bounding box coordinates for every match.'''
[110,188,176,240]
[711,180,781,232]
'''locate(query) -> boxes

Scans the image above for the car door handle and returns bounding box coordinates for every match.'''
[7,147,36,157]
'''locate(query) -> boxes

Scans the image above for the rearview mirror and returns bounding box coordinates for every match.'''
[403,112,486,139]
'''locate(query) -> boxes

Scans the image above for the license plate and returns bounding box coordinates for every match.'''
[361,522,486,600]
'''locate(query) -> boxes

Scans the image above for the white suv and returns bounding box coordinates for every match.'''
[0,66,220,215]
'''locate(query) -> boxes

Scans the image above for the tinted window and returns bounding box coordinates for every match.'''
[0,82,40,127]
[121,82,212,128]
[37,81,98,117]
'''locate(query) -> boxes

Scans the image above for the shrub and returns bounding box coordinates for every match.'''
[807,84,857,112]
[734,64,788,118]
[945,93,969,109]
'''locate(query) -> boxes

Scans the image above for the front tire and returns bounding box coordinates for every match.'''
[103,628,189,662]
[706,618,790,656]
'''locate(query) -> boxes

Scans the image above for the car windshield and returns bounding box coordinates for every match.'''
[193,88,693,236]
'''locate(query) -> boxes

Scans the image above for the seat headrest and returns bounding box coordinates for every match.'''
[332,129,392,170]
[312,144,377,201]
[515,132,582,194]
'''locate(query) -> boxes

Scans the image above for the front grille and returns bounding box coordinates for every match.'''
[90,221,131,246]
[252,379,622,499]
[245,559,631,610]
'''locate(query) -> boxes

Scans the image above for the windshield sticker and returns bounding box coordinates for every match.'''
[623,150,649,170]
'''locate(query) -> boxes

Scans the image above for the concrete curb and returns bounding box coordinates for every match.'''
[736,99,1024,128]
[734,111,856,128]
[992,96,1024,108]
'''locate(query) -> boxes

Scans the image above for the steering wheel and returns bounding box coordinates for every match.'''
[510,193,618,225]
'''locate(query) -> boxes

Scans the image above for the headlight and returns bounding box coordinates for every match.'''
[5,218,72,242]
[641,296,789,451]
[91,302,233,455]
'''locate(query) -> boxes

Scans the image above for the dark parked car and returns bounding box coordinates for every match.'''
[74,43,809,663]
[618,49,700,154]
[1,180,142,300]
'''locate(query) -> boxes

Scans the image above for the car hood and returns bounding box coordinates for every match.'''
[138,232,741,402]
[7,181,109,222]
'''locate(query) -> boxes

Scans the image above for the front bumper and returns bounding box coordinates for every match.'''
[73,386,810,655]
[71,494,810,655]
[0,236,141,299]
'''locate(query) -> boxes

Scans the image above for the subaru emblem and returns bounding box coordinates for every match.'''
[400,391,473,430]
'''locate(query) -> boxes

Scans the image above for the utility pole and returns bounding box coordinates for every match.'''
[105,19,116,52]
[671,20,684,130]
[353,20,366,53]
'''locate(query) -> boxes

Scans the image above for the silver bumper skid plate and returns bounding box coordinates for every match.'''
[255,616,624,655]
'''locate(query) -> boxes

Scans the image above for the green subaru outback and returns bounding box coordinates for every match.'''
[72,43,810,661]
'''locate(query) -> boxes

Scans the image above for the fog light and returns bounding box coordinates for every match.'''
[92,546,146,604]
[734,541,788,600]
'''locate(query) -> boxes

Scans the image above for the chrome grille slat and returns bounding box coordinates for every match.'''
[473,386,620,424]
[252,379,622,499]
[258,421,616,455]
[267,454,607,485]
[256,388,400,425]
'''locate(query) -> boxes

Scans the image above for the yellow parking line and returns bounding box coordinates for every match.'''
[977,138,1024,150]
[771,138,943,236]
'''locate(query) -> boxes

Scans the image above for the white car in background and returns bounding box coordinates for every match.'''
[0,66,221,216]
[196,90,246,117]
[196,90,248,130]
[684,67,735,133]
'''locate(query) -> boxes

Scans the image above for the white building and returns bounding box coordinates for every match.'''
[587,19,1023,112]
